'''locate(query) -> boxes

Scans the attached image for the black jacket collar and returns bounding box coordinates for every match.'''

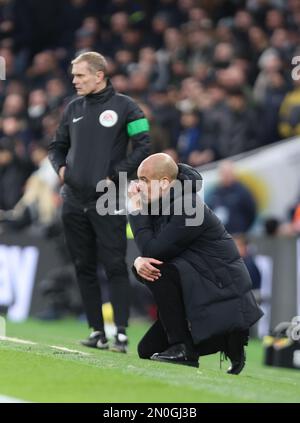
[85,79,115,104]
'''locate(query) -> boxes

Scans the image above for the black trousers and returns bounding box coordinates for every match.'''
[137,264,226,359]
[62,200,130,332]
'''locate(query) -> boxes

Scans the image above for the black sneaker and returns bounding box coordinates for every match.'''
[225,330,249,375]
[110,333,128,353]
[150,343,199,368]
[80,331,109,350]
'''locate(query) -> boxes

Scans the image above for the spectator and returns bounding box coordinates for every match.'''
[45,78,68,111]
[74,27,98,54]
[264,217,281,236]
[138,46,169,91]
[114,48,135,75]
[265,8,286,35]
[4,79,27,98]
[121,27,144,53]
[128,69,150,101]
[41,112,60,145]
[0,116,33,159]
[0,137,29,211]
[176,110,202,164]
[278,79,300,139]
[201,81,227,162]
[2,93,26,118]
[248,25,269,75]
[207,160,257,234]
[26,50,62,89]
[232,9,253,52]
[110,73,130,94]
[139,102,171,154]
[0,142,59,230]
[149,12,172,49]
[160,27,186,65]
[253,51,283,104]
[0,45,19,79]
[184,26,214,73]
[212,42,235,69]
[149,87,181,147]
[257,69,289,143]
[214,89,260,158]
[27,89,49,139]
[233,234,262,291]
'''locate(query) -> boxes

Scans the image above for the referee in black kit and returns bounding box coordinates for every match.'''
[48,52,150,352]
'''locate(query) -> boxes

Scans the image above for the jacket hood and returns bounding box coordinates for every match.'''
[177,163,203,192]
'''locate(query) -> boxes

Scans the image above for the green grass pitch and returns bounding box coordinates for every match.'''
[0,318,299,403]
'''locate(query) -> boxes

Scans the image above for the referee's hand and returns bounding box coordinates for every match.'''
[134,257,163,282]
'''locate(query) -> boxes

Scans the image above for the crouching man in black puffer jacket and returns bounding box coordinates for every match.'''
[128,153,263,374]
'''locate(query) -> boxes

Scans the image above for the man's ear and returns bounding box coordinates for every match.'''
[159,178,170,190]
[96,70,105,82]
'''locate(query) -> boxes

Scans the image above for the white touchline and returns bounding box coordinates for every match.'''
[0,336,37,345]
[0,336,92,354]
[50,345,90,355]
[0,394,29,403]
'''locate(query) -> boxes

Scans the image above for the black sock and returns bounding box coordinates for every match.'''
[117,326,126,335]
[93,329,105,337]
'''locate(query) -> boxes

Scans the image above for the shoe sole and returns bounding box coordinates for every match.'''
[96,341,109,350]
[110,346,127,353]
[80,342,98,348]
[80,341,109,350]
[151,356,199,368]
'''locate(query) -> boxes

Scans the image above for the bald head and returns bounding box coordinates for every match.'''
[138,153,178,181]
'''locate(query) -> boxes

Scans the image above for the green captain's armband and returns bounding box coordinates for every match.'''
[127,118,149,137]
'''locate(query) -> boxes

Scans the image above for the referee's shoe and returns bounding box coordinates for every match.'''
[80,331,109,350]
[110,333,128,353]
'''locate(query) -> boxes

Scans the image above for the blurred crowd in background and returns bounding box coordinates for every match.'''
[1,0,300,322]
[0,0,300,234]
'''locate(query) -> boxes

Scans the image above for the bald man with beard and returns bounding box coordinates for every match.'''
[128,153,263,374]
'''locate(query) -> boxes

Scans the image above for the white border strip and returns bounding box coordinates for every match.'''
[0,395,28,403]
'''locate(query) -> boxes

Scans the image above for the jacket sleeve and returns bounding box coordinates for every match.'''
[128,197,205,261]
[48,106,70,174]
[110,99,150,180]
